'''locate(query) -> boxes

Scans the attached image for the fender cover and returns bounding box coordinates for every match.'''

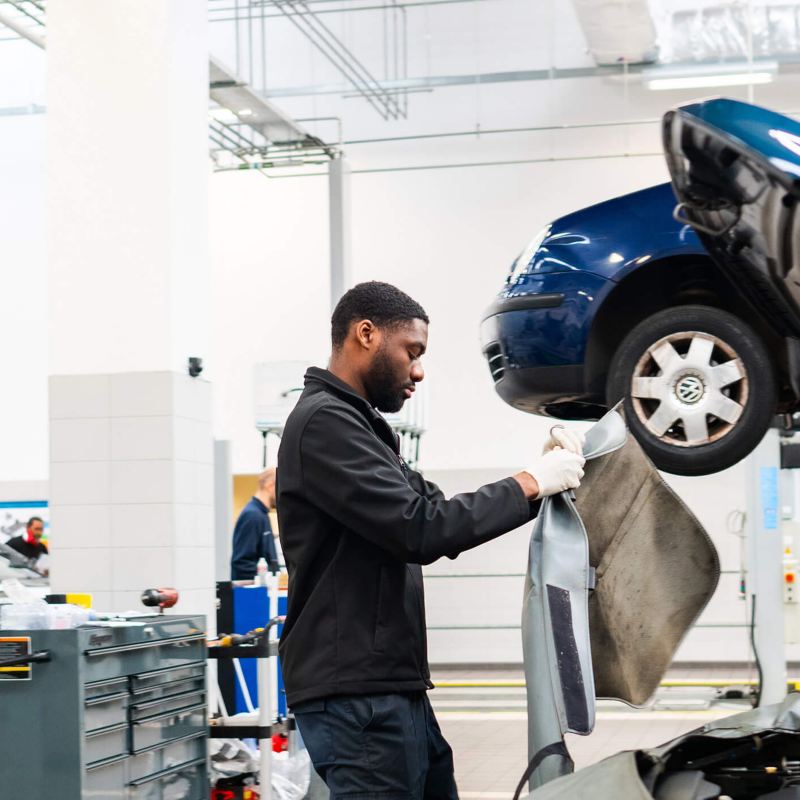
[522,409,720,790]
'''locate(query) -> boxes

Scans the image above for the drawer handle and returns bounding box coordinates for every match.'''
[132,676,204,698]
[132,674,206,696]
[132,689,205,712]
[86,752,129,772]
[85,691,129,707]
[85,676,129,691]
[132,701,206,725]
[128,756,206,787]
[86,720,129,738]
[84,633,205,657]
[131,730,207,756]
[133,660,206,683]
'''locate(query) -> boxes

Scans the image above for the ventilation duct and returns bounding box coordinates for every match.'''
[571,0,658,65]
[657,1,800,63]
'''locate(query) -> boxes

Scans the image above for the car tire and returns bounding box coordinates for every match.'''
[606,305,776,476]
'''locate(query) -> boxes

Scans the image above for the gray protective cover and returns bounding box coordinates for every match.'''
[527,694,800,799]
[522,410,720,789]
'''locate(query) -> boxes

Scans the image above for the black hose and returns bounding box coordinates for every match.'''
[750,593,763,707]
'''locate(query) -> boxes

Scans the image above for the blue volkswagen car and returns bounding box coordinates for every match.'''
[481,98,800,475]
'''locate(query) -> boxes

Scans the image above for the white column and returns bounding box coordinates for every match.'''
[329,155,352,312]
[746,430,787,705]
[46,0,215,625]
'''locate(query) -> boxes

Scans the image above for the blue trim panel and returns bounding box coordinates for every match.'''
[0,501,48,509]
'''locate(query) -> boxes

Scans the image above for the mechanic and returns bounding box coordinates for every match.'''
[230,467,280,580]
[277,281,586,800]
[6,516,49,574]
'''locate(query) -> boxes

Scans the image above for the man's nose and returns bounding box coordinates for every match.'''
[411,363,424,383]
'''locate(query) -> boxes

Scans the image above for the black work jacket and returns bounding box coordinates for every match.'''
[276,367,537,706]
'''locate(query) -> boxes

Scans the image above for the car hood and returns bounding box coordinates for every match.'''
[663,97,800,335]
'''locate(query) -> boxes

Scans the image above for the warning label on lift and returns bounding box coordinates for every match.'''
[0,636,32,681]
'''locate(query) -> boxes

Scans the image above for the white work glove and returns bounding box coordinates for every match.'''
[526,448,586,498]
[541,424,586,456]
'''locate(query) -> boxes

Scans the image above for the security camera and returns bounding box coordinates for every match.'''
[188,357,203,378]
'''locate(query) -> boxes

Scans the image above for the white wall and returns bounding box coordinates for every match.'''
[2,7,800,664]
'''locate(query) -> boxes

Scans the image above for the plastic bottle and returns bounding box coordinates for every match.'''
[256,557,268,587]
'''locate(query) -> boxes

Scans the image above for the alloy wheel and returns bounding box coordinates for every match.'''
[630,331,748,447]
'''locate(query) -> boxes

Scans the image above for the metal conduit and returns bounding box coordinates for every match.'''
[214,149,664,176]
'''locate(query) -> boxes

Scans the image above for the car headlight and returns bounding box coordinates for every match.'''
[506,225,550,285]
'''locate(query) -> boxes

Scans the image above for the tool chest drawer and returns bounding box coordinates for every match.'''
[84,676,129,701]
[132,703,207,753]
[82,634,207,683]
[83,754,128,798]
[84,722,129,766]
[127,756,207,800]
[130,689,206,723]
[129,732,207,782]
[84,690,129,732]
[131,664,206,705]
[132,662,206,693]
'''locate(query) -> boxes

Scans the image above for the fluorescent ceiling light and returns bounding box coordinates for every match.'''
[643,60,777,91]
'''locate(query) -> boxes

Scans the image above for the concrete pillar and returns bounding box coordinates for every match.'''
[46,1,214,625]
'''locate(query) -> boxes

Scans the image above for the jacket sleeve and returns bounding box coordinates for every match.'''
[299,404,534,564]
[406,468,445,503]
[230,511,263,580]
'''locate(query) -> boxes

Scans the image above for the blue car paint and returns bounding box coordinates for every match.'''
[490,272,612,368]
[506,183,705,287]
[491,182,707,374]
[676,97,800,180]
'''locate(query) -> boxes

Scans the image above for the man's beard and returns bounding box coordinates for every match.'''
[365,347,407,413]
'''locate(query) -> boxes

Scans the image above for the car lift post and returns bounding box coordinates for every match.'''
[746,428,787,705]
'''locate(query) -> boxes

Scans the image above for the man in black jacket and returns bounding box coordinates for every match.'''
[277,282,585,800]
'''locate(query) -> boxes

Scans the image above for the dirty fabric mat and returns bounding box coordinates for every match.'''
[576,434,720,705]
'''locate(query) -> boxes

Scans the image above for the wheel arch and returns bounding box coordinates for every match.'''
[584,255,786,402]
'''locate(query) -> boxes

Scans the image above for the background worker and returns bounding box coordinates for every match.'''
[5,516,49,576]
[230,467,280,580]
[277,281,585,800]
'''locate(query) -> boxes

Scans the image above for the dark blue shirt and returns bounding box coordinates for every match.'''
[230,497,279,580]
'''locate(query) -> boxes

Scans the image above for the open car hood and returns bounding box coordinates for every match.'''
[663,98,800,336]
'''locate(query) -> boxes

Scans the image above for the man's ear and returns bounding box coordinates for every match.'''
[354,320,378,350]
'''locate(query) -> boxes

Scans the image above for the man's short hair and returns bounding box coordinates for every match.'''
[331,281,429,349]
[258,467,276,490]
[27,516,43,529]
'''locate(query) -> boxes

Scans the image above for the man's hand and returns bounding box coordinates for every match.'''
[515,448,585,499]
[541,424,585,456]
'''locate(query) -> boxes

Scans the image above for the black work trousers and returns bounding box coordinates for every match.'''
[292,692,459,800]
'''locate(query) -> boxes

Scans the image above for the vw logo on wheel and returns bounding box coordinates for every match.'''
[675,374,705,405]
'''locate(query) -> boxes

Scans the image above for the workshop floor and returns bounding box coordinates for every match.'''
[428,665,773,798]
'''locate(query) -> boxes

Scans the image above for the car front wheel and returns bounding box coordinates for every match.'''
[606,305,776,476]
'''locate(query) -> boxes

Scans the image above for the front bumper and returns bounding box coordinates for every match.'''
[480,273,610,415]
